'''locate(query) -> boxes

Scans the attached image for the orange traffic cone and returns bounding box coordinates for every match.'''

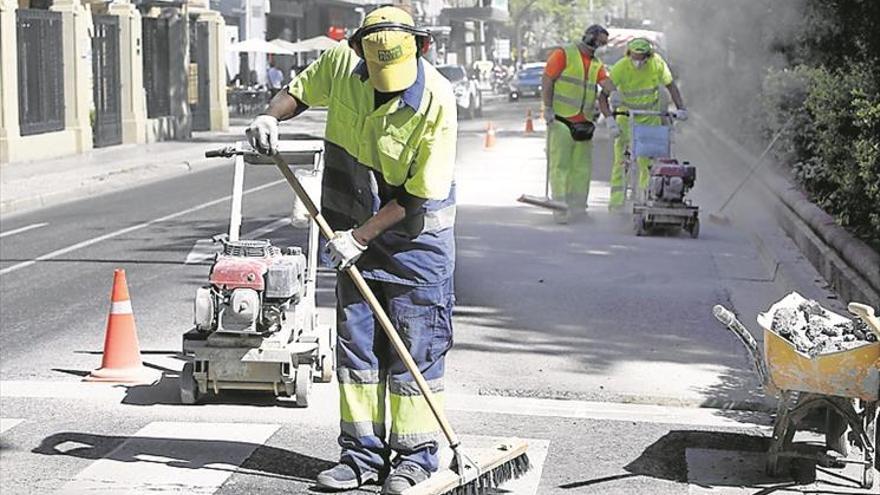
[483,121,496,149]
[525,109,535,134]
[85,269,159,385]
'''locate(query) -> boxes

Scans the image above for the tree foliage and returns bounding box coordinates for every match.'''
[658,0,880,246]
[509,0,612,61]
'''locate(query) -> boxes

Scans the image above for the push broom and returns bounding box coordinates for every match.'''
[707,116,794,225]
[270,152,530,494]
[517,119,567,212]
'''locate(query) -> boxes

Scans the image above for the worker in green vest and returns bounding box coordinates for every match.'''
[541,25,616,224]
[607,38,687,210]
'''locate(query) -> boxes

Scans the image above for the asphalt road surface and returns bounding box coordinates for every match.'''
[2,96,868,494]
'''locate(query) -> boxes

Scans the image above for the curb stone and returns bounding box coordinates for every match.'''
[695,114,880,309]
[0,156,220,217]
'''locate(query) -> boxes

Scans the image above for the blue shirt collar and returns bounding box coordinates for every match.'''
[353,59,425,111]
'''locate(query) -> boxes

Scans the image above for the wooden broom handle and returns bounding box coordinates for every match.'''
[271,153,461,448]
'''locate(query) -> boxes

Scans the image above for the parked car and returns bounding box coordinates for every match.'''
[509,62,546,101]
[436,64,483,119]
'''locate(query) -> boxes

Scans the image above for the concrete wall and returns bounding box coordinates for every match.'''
[0,0,92,163]
[0,0,228,164]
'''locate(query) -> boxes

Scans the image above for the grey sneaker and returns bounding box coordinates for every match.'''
[316,462,379,491]
[382,461,430,494]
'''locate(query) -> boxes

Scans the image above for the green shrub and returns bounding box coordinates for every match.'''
[763,64,880,246]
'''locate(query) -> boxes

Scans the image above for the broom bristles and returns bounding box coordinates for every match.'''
[446,452,531,495]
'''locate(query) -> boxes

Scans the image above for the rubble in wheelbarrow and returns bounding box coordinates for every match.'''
[770,299,878,356]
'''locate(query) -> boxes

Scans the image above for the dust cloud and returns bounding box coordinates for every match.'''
[645,0,807,145]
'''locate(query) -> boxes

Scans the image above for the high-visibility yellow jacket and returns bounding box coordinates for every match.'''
[287,43,457,286]
[551,44,603,120]
[609,54,673,124]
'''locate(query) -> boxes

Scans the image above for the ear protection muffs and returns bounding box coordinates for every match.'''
[582,24,609,50]
[348,22,432,59]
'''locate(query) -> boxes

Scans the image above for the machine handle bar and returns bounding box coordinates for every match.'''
[204,146,245,158]
[611,110,672,118]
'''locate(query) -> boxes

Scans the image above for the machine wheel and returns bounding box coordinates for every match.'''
[295,364,311,407]
[862,401,878,488]
[180,362,200,405]
[689,218,700,239]
[316,325,335,383]
[318,355,334,383]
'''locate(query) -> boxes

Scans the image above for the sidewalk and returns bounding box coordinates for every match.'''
[0,115,326,217]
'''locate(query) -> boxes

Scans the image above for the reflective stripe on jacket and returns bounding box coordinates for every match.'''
[609,54,674,124]
[287,43,457,286]
[551,44,602,120]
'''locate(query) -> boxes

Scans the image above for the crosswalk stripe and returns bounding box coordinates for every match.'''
[0,418,24,434]
[60,421,279,494]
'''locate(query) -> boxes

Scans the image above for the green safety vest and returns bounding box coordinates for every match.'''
[552,44,602,119]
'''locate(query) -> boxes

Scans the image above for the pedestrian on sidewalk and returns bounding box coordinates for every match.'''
[246,6,457,494]
[541,24,616,224]
[267,62,284,98]
[607,38,688,211]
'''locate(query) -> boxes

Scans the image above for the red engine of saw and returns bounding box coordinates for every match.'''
[195,239,306,334]
[648,159,696,203]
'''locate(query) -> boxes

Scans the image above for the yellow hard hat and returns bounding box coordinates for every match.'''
[353,6,423,92]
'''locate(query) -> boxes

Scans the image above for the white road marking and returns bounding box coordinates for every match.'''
[244,217,292,239]
[1,380,771,430]
[184,239,219,265]
[0,222,49,239]
[0,381,129,401]
[60,421,279,494]
[0,418,24,434]
[0,180,285,276]
[184,217,292,264]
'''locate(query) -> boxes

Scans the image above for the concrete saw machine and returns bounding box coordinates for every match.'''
[617,109,700,238]
[180,141,333,406]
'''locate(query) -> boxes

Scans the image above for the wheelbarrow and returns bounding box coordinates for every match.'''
[713,294,880,489]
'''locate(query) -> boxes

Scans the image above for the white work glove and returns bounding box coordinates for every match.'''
[324,229,367,270]
[606,118,621,138]
[672,108,689,121]
[543,108,554,123]
[246,115,279,155]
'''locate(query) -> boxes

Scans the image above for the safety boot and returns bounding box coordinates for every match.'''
[382,461,430,494]
[316,462,380,491]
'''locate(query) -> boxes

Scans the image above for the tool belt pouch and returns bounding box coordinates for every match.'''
[558,117,595,141]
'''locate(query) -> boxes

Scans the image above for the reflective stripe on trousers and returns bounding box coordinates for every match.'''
[336,274,454,475]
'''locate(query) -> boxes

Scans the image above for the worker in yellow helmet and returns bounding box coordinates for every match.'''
[606,37,687,210]
[246,6,457,494]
